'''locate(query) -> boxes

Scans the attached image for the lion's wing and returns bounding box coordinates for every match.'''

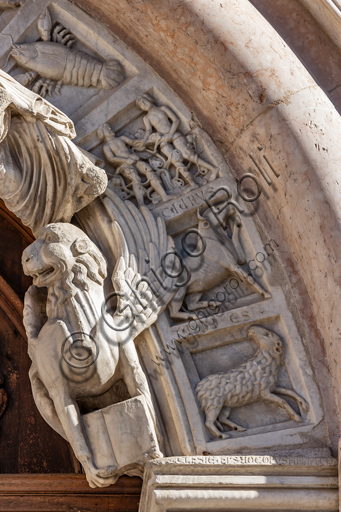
[101,189,176,338]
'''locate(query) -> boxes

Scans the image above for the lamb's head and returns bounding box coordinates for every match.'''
[22,223,107,312]
[248,325,283,358]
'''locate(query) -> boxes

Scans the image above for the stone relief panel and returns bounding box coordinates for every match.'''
[0,0,331,487]
[95,93,221,211]
[148,296,324,455]
[167,201,272,321]
[195,325,309,440]
[8,7,124,97]
[0,0,136,118]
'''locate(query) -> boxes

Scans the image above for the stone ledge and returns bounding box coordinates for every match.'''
[140,456,338,511]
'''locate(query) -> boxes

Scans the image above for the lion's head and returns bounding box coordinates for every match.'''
[22,223,107,317]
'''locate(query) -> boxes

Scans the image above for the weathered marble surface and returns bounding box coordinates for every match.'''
[69,0,341,453]
[0,70,107,237]
[9,7,124,97]
[0,0,339,503]
[83,395,160,478]
[22,218,174,487]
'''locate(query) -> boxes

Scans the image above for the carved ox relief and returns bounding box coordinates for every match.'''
[168,203,272,321]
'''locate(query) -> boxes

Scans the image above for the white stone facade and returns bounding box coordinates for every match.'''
[0,0,340,508]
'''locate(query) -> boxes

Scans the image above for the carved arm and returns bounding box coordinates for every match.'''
[160,105,180,141]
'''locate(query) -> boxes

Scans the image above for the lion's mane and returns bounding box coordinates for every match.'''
[45,229,107,320]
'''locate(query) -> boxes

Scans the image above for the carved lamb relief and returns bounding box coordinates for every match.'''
[196,325,309,439]
[161,311,323,455]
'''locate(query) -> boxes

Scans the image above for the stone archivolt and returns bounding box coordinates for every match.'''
[0,0,336,508]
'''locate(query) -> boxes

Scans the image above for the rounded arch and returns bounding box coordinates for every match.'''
[73,0,341,450]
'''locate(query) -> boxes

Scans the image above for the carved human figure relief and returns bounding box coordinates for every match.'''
[97,94,222,209]
[97,123,141,168]
[4,8,124,97]
[97,122,169,206]
[195,326,309,439]
[135,160,170,204]
[149,154,185,195]
[134,94,220,181]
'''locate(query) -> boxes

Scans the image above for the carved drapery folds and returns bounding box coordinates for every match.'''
[0,70,107,237]
[0,0,333,494]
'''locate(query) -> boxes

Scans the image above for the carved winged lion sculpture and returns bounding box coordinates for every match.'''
[22,202,175,487]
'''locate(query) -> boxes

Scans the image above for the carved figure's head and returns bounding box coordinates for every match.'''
[136,93,154,111]
[22,223,107,311]
[136,160,151,174]
[248,325,283,356]
[170,149,183,163]
[109,176,125,187]
[97,122,115,142]
[149,157,164,170]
